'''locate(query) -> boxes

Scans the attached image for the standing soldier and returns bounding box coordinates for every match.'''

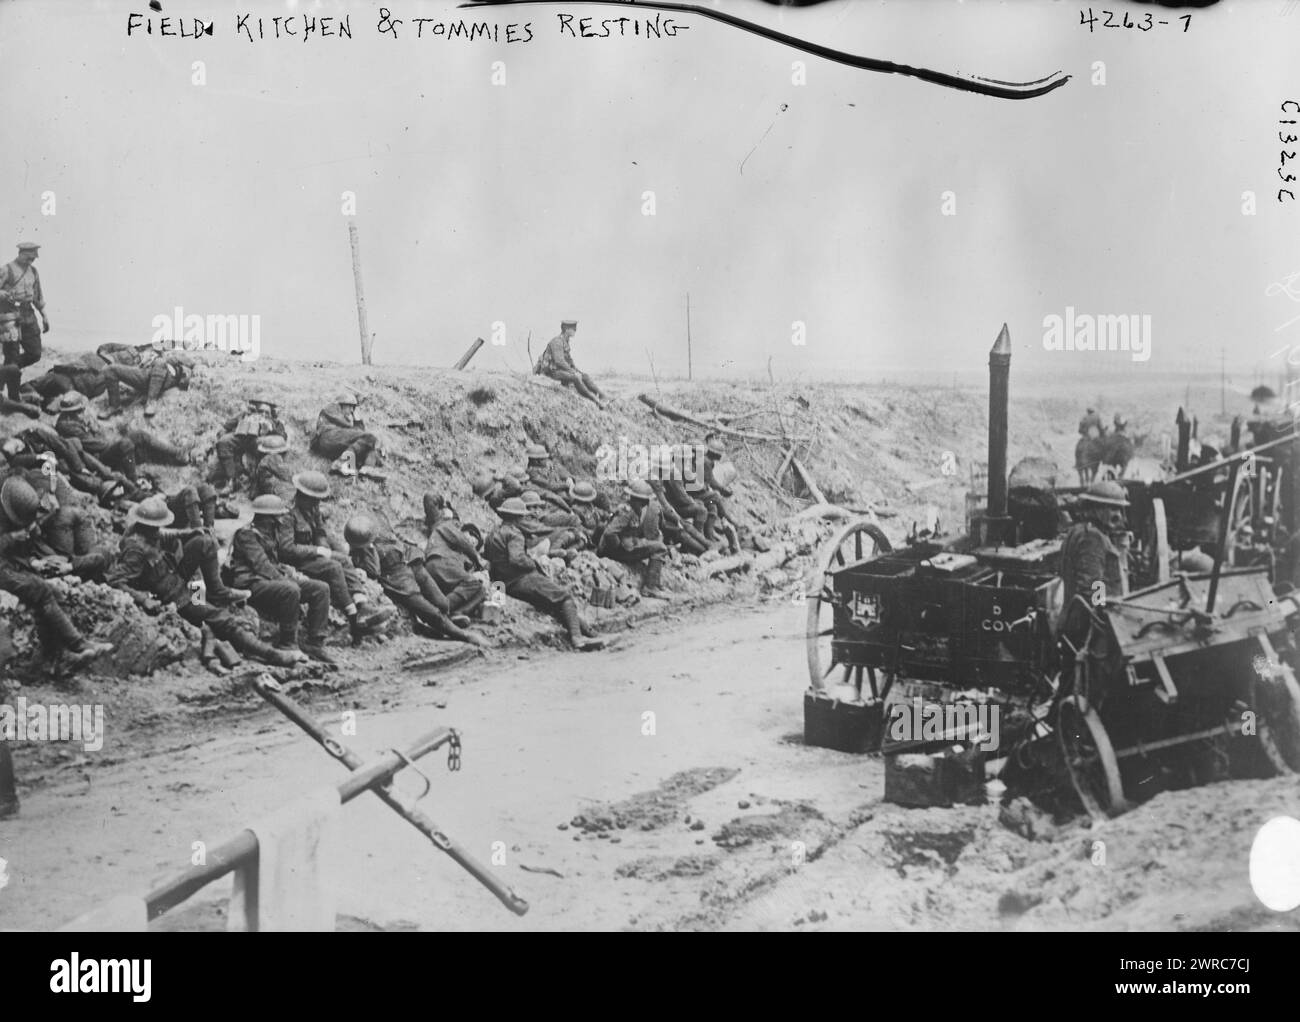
[422,492,489,618]
[1058,480,1129,632]
[701,437,741,553]
[228,494,333,664]
[532,319,608,408]
[485,497,604,650]
[0,242,49,374]
[211,395,287,494]
[312,392,383,478]
[0,477,112,672]
[279,470,392,643]
[599,479,672,598]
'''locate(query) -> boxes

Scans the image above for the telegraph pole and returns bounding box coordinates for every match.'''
[686,293,693,381]
[1220,348,1226,416]
[348,221,372,365]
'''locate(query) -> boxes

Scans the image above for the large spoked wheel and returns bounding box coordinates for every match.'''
[1256,662,1300,775]
[806,520,891,695]
[1222,471,1254,566]
[1131,496,1169,589]
[1057,694,1127,820]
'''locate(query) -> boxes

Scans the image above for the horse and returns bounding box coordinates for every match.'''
[1075,434,1104,485]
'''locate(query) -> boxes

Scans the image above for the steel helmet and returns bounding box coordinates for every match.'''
[705,436,726,458]
[568,480,597,503]
[250,494,291,516]
[257,434,289,455]
[0,477,40,525]
[127,497,175,529]
[471,470,498,498]
[292,470,331,499]
[1082,479,1130,507]
[1,437,26,459]
[57,393,87,414]
[627,479,654,501]
[1113,413,1129,429]
[423,491,448,524]
[497,497,529,517]
[335,392,358,407]
[525,444,549,462]
[344,514,377,547]
[521,490,545,508]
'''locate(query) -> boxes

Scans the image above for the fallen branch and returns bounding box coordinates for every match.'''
[453,337,485,371]
[637,393,806,444]
[791,457,826,504]
[700,543,793,578]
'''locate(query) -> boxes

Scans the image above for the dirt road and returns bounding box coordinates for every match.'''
[1,598,1296,931]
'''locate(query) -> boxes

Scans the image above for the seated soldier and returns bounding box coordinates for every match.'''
[251,433,294,500]
[485,497,604,650]
[0,477,112,671]
[344,514,487,647]
[532,319,608,408]
[519,490,585,559]
[566,480,610,550]
[648,476,707,555]
[598,479,671,598]
[0,449,112,580]
[312,392,383,478]
[520,444,572,511]
[211,395,287,494]
[105,497,296,668]
[53,392,191,483]
[472,468,525,510]
[421,492,489,618]
[279,470,392,642]
[228,494,333,665]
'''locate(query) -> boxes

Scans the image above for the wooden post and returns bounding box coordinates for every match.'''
[686,292,693,381]
[348,221,371,365]
[454,337,486,371]
[985,324,1012,544]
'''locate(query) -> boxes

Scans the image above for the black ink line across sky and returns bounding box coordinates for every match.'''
[459,0,1071,99]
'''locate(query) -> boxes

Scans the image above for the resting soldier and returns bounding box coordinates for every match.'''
[228,494,334,665]
[485,497,604,650]
[0,477,112,671]
[519,490,585,559]
[598,479,671,598]
[520,444,572,511]
[566,480,610,550]
[344,514,488,647]
[312,392,383,478]
[533,319,608,408]
[211,395,287,494]
[421,492,489,618]
[279,470,392,643]
[105,497,298,669]
[251,433,294,500]
[100,345,195,418]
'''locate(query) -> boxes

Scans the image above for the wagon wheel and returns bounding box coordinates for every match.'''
[1256,662,1300,775]
[806,520,891,696]
[1132,496,1169,588]
[1221,471,1254,566]
[1056,694,1126,819]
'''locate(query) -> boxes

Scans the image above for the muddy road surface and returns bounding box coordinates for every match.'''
[1,599,1295,931]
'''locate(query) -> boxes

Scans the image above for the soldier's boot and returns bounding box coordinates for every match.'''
[349,604,393,643]
[642,557,672,600]
[200,494,218,529]
[231,629,302,668]
[721,521,741,555]
[208,586,251,608]
[274,623,309,664]
[451,587,487,619]
[198,625,226,674]
[330,450,358,477]
[0,741,20,820]
[213,640,243,671]
[300,633,338,666]
[64,638,113,669]
[560,599,604,651]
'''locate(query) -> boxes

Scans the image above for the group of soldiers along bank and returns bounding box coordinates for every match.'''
[0,328,745,676]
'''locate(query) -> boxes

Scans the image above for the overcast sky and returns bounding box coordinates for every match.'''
[3,0,1296,382]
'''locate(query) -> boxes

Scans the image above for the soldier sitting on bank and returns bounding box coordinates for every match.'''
[312,392,384,479]
[106,497,298,670]
[251,433,294,501]
[566,480,611,550]
[211,395,287,495]
[421,492,489,619]
[228,494,332,665]
[598,479,672,599]
[519,444,573,511]
[519,490,585,559]
[532,319,608,409]
[344,514,488,648]
[485,496,605,650]
[0,477,112,672]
